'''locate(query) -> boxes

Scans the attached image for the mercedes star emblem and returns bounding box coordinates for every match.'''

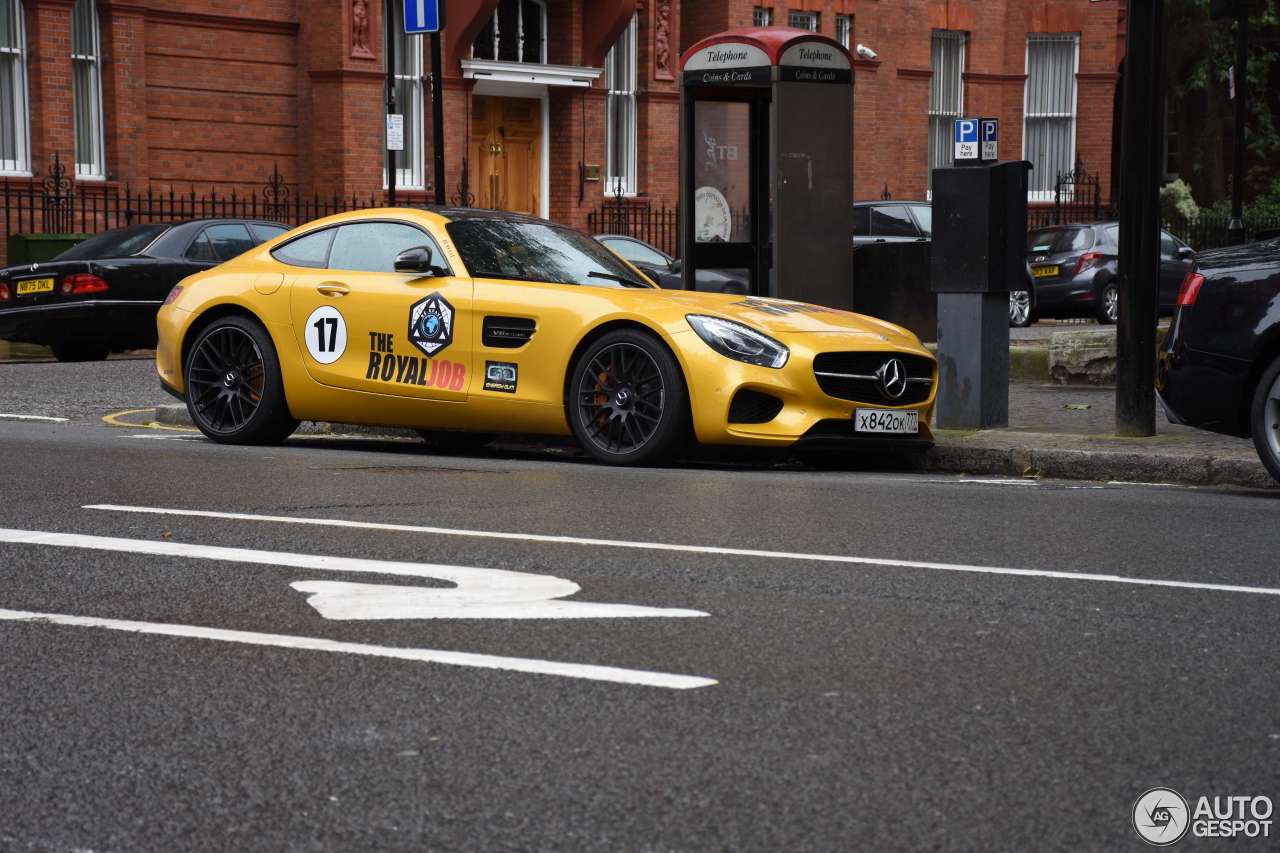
[877,358,909,400]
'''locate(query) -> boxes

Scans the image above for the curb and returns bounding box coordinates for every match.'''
[925,441,1276,490]
[153,404,1275,490]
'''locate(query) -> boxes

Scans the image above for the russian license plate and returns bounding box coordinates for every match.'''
[16,277,54,295]
[1031,265,1059,279]
[854,409,919,434]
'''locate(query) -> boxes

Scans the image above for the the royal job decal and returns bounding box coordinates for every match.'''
[366,331,465,391]
[408,292,454,357]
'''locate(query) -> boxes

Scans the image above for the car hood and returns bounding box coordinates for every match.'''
[638,290,925,345]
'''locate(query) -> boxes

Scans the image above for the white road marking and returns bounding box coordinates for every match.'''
[0,528,706,621]
[86,503,1280,599]
[958,478,1039,487]
[0,413,68,423]
[0,608,714,690]
[124,434,202,442]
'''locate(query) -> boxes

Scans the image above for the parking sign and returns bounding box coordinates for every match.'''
[980,118,999,161]
[404,0,441,33]
[954,118,978,161]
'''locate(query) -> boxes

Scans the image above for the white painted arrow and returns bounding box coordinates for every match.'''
[0,528,707,622]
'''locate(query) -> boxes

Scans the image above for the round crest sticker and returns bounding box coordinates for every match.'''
[408,292,454,357]
[304,305,347,365]
[1132,788,1190,846]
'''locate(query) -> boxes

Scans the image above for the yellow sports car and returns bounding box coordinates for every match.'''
[156,208,937,465]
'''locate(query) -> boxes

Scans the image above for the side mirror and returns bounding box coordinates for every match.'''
[669,259,682,273]
[395,246,443,274]
[1178,246,1196,261]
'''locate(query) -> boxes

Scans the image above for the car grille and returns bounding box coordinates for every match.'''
[813,352,934,405]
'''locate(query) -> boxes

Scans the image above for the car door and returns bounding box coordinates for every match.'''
[1159,231,1193,312]
[287,220,473,402]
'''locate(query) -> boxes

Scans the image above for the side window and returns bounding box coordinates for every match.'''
[869,205,918,238]
[184,232,220,263]
[328,222,448,274]
[271,228,336,268]
[201,224,255,261]
[1160,232,1178,258]
[603,238,667,267]
[909,205,932,237]
[251,224,290,244]
[851,206,870,235]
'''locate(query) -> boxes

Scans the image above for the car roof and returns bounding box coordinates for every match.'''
[853,200,930,206]
[415,206,546,225]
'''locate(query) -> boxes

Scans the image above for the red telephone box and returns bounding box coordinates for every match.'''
[679,28,853,308]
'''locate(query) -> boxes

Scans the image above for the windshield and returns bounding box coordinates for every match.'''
[909,204,932,237]
[446,219,655,287]
[55,224,170,260]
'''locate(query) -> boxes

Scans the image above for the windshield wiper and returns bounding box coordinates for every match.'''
[587,270,649,288]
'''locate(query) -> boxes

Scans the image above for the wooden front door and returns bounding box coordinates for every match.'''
[471,96,541,215]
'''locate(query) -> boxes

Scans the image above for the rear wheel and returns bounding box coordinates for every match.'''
[1096,280,1119,324]
[1009,290,1034,327]
[1250,355,1280,484]
[185,315,297,444]
[50,342,110,362]
[568,329,689,466]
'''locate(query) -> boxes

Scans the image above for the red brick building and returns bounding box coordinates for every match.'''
[0,0,1124,259]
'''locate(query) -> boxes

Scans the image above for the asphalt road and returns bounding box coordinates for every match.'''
[1,362,1279,851]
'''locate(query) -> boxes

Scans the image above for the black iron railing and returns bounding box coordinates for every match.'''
[2,159,384,241]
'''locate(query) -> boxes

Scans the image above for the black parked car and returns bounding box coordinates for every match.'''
[1025,222,1195,324]
[852,201,1037,328]
[1158,237,1280,483]
[0,219,288,361]
[593,234,748,293]
[851,201,932,247]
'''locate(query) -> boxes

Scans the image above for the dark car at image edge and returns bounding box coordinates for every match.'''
[0,219,288,361]
[1158,237,1280,483]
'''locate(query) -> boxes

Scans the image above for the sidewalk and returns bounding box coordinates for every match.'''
[927,383,1275,489]
[152,382,1275,489]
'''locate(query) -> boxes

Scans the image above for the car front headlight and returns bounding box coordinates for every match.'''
[686,314,789,369]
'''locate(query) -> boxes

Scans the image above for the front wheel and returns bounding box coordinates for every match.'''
[50,341,110,362]
[567,329,689,466]
[1009,290,1034,327]
[1250,355,1280,485]
[1096,281,1119,324]
[185,315,298,444]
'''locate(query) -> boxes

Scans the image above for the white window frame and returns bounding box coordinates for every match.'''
[927,30,966,191]
[0,0,31,176]
[835,15,852,49]
[72,0,106,179]
[385,0,425,190]
[604,13,638,196]
[788,10,818,32]
[473,0,547,64]
[1022,33,1080,201]
[752,7,772,27]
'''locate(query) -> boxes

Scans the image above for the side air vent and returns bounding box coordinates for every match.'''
[483,316,536,348]
[728,389,784,424]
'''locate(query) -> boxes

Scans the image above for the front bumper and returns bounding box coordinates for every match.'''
[675,331,937,449]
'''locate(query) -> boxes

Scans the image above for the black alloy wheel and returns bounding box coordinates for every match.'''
[568,329,688,465]
[185,316,298,444]
[50,341,110,362]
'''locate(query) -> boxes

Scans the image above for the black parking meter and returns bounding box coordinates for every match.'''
[679,28,853,307]
[931,160,1032,429]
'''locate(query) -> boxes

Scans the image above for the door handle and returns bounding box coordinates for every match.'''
[316,283,350,297]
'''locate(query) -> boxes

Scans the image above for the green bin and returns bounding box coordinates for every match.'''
[6,233,92,266]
